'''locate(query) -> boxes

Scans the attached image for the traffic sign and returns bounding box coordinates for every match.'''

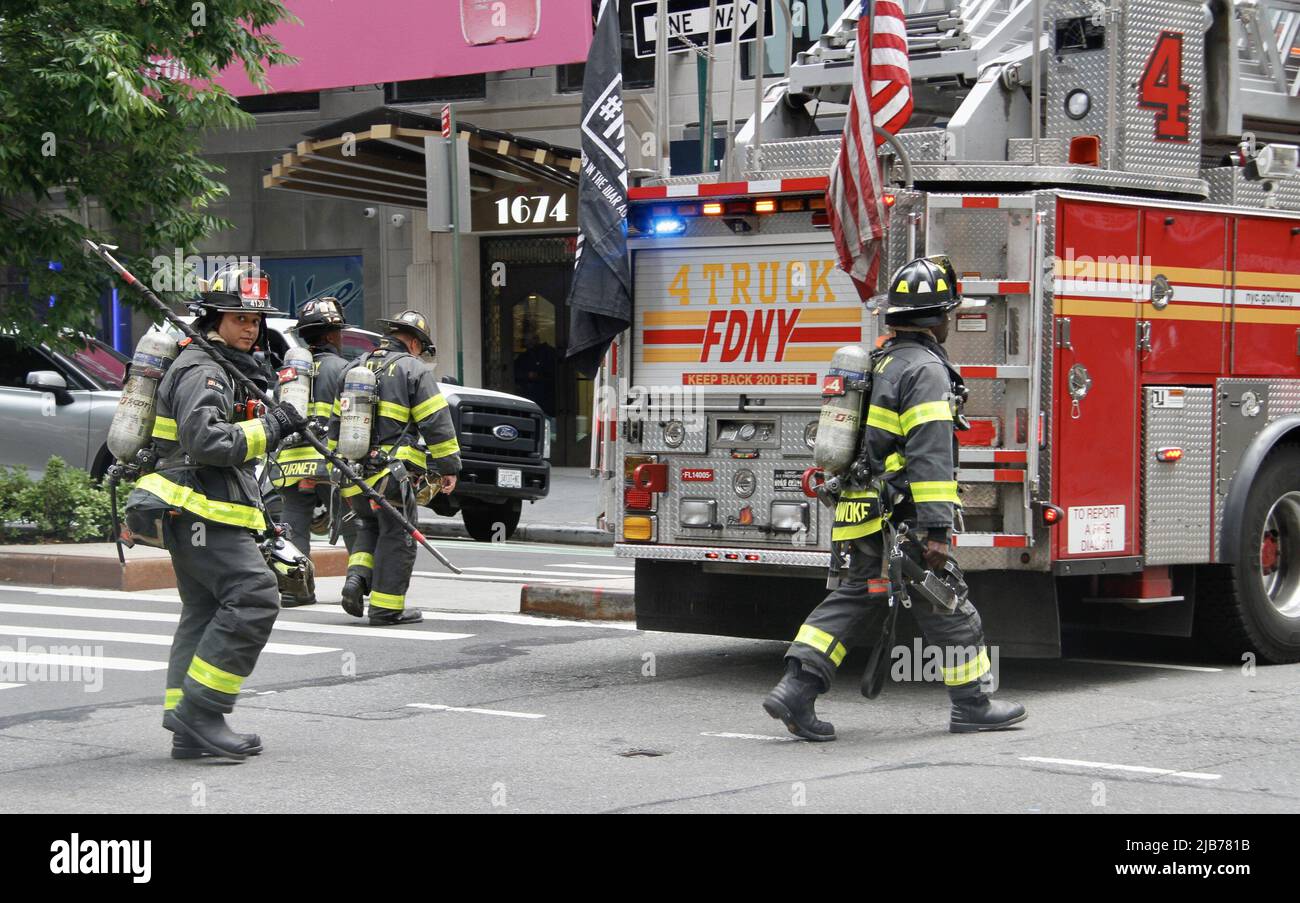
[631,0,775,59]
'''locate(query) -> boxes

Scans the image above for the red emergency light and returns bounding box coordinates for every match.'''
[1156,447,1184,462]
[625,488,653,510]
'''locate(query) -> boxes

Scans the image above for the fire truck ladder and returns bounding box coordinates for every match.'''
[923,192,1043,552]
[1214,0,1300,140]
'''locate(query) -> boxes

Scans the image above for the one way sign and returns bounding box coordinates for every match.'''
[631,0,776,59]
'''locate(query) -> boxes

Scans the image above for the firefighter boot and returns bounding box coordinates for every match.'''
[280,591,317,608]
[368,606,423,626]
[171,730,264,760]
[762,659,836,742]
[948,693,1027,733]
[340,574,367,618]
[166,699,257,761]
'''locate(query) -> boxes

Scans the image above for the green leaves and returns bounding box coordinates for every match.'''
[0,1,295,347]
[0,458,128,543]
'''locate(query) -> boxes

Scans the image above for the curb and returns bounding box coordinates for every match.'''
[419,518,614,547]
[519,584,635,621]
[0,547,350,592]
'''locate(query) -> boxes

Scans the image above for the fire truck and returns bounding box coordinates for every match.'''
[595,0,1300,663]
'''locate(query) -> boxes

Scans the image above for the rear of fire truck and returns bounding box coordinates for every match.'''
[596,0,1300,663]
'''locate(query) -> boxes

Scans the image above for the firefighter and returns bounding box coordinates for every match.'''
[337,309,460,625]
[763,256,1027,740]
[125,264,307,760]
[272,297,355,606]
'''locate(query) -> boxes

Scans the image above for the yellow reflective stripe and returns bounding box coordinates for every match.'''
[348,552,375,570]
[412,393,447,421]
[866,405,902,436]
[275,445,324,463]
[382,443,426,468]
[327,439,338,451]
[339,467,390,498]
[900,401,952,435]
[152,416,178,441]
[135,472,267,530]
[187,656,244,695]
[309,401,334,418]
[884,452,906,473]
[332,399,342,416]
[370,590,405,610]
[425,437,461,459]
[377,400,411,421]
[793,624,848,667]
[911,481,961,504]
[840,488,878,500]
[832,517,883,541]
[163,688,183,710]
[943,649,991,686]
[238,418,267,461]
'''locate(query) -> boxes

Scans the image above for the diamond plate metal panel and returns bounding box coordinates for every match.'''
[1142,387,1213,564]
[1117,0,1204,180]
[1212,379,1300,560]
[1045,1,1111,166]
[1036,191,1057,503]
[1205,166,1300,213]
[615,542,831,568]
[640,417,708,455]
[946,311,1008,365]
[895,128,948,164]
[927,204,1037,281]
[909,162,1207,197]
[747,137,840,175]
[779,415,819,459]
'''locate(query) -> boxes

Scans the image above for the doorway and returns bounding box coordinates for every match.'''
[480,236,592,467]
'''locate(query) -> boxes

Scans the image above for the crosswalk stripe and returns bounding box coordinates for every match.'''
[0,683,24,691]
[279,603,640,630]
[460,566,635,580]
[0,624,338,656]
[0,650,164,672]
[0,603,471,643]
[553,564,635,572]
[411,571,571,585]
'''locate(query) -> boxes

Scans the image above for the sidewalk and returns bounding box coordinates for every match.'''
[419,466,613,547]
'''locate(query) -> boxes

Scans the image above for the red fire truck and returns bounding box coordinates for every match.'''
[595,0,1300,663]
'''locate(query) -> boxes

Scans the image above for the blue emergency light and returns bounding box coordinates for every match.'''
[651,216,687,236]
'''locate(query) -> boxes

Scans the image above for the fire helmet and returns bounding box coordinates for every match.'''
[378,309,435,354]
[883,256,961,328]
[292,296,346,339]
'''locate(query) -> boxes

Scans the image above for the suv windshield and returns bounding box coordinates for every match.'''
[69,339,128,390]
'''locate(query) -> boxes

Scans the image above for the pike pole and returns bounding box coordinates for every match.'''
[83,239,461,575]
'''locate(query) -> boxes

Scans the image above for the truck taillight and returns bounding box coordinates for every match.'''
[957,417,1001,447]
[1156,447,1184,462]
[623,516,655,542]
[625,488,653,510]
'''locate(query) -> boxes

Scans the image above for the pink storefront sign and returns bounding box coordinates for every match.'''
[212,0,595,96]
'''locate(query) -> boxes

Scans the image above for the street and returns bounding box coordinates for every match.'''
[1,538,1297,814]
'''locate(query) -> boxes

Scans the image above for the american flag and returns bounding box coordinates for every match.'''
[827,0,913,301]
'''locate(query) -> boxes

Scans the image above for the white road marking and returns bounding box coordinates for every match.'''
[0,683,24,691]
[1068,658,1223,673]
[0,650,164,672]
[0,603,471,642]
[406,703,545,719]
[0,586,182,604]
[288,603,640,630]
[1018,756,1222,781]
[0,624,339,656]
[554,564,635,572]
[701,731,799,743]
[424,537,616,558]
[412,571,571,585]
[459,566,637,580]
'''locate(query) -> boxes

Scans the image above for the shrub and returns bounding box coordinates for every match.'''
[0,457,129,544]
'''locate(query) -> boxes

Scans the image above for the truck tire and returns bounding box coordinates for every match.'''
[1199,448,1300,664]
[461,499,522,542]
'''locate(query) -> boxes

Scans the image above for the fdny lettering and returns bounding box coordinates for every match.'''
[668,260,838,306]
[835,499,875,524]
[700,308,801,363]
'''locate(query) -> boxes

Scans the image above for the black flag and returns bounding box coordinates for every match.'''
[565,0,631,377]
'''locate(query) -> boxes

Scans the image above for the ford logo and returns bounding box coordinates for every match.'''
[493,424,519,441]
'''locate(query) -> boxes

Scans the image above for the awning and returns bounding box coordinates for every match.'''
[262,106,581,210]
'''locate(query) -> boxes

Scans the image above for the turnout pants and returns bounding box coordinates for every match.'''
[786,532,992,701]
[345,474,416,612]
[162,513,280,714]
[281,480,356,560]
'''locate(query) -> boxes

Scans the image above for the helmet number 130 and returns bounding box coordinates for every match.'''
[1138,31,1190,142]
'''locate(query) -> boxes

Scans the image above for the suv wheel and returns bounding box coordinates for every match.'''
[461,500,522,542]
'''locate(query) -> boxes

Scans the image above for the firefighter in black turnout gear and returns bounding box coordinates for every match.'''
[763,256,1027,740]
[334,310,461,625]
[125,264,304,760]
[271,297,355,606]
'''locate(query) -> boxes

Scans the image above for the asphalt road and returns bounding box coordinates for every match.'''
[0,542,1297,814]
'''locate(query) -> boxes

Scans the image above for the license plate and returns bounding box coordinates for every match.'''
[497,468,522,489]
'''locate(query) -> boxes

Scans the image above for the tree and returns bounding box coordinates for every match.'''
[0,0,296,347]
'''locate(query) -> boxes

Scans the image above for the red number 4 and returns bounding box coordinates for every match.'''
[1139,31,1190,142]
